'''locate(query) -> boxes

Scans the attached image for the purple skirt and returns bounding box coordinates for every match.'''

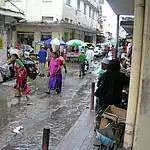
[49,74,62,93]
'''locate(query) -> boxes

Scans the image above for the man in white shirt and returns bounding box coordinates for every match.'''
[86,46,94,73]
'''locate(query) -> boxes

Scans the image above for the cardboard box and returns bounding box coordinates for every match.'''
[102,105,127,123]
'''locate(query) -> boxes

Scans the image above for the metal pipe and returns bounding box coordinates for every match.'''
[42,128,50,150]
[124,0,145,149]
[90,82,95,111]
[116,15,120,59]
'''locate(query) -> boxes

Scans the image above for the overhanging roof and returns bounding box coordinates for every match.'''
[107,0,134,15]
[0,7,24,19]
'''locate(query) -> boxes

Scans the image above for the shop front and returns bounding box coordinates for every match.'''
[41,32,52,41]
[17,32,34,47]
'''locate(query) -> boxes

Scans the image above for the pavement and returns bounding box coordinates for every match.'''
[0,62,100,150]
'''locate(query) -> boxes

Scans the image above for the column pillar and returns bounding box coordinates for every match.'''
[12,30,17,48]
[124,0,145,149]
[3,30,7,50]
[116,15,119,58]
[52,30,63,39]
[93,34,96,45]
[34,31,41,48]
[132,0,150,149]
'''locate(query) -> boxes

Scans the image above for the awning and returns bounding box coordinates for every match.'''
[106,0,134,15]
[0,7,24,19]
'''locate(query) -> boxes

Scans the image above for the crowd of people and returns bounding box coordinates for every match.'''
[8,40,131,109]
[8,44,68,103]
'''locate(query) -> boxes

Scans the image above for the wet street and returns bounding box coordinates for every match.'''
[0,63,99,150]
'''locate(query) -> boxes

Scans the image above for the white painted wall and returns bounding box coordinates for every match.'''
[6,0,101,31]
[0,0,5,7]
[62,0,100,30]
[26,0,63,21]
[102,1,117,38]
[6,0,63,22]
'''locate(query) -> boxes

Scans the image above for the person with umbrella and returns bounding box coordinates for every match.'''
[78,50,86,77]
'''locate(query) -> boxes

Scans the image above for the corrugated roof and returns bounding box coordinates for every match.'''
[0,7,24,19]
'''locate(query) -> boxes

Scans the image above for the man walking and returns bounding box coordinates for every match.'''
[38,45,47,77]
[86,46,94,73]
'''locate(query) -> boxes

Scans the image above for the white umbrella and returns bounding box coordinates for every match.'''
[50,38,60,45]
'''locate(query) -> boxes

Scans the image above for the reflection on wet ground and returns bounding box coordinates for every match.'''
[0,63,97,150]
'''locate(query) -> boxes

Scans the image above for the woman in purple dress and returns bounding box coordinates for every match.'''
[47,52,62,94]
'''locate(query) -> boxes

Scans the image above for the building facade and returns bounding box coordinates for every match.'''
[0,0,24,51]
[7,0,103,47]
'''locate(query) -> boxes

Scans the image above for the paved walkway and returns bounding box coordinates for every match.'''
[56,108,98,150]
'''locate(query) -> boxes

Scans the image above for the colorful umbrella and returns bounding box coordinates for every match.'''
[66,39,84,46]
[50,38,60,45]
[60,40,66,45]
[105,39,117,45]
[110,39,117,45]
[44,38,52,45]
[81,42,87,46]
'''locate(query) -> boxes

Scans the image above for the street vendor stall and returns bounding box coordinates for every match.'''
[66,39,85,62]
[66,52,79,63]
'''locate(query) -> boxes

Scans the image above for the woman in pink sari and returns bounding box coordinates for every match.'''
[47,52,62,94]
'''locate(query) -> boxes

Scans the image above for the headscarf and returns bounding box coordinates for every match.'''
[16,59,24,67]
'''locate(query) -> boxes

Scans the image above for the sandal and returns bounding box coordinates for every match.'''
[45,91,50,94]
[14,95,21,97]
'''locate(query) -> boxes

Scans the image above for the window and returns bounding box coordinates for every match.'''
[77,0,80,10]
[17,32,34,47]
[89,7,91,17]
[42,16,53,23]
[100,0,104,4]
[66,0,71,5]
[92,10,95,19]
[84,3,86,14]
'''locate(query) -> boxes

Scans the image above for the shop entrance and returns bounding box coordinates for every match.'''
[17,32,34,47]
[84,35,93,43]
